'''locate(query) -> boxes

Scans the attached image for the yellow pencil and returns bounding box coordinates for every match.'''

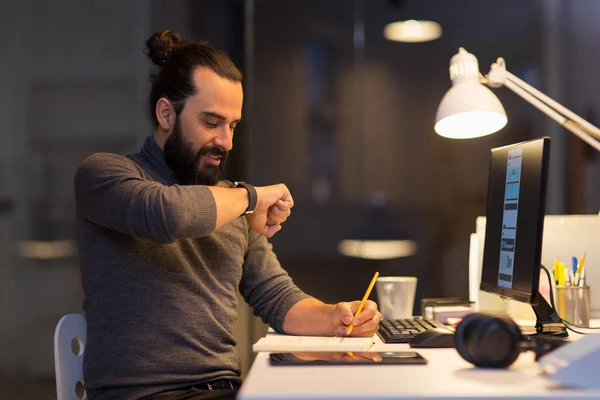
[574,253,586,286]
[347,271,379,335]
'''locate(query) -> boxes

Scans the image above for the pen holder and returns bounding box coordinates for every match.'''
[555,285,591,328]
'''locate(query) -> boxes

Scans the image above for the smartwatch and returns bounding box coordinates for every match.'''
[230,181,257,215]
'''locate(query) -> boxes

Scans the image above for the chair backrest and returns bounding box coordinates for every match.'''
[54,313,87,400]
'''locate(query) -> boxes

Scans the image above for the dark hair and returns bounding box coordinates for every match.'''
[144,30,243,126]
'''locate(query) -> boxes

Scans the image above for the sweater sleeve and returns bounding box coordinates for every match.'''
[239,229,312,333]
[74,153,217,243]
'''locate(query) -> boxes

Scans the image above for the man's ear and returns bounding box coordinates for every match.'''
[156,98,176,131]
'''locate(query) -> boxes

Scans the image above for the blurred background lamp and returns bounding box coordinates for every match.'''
[338,239,417,260]
[384,19,442,43]
[435,47,600,152]
[337,192,418,260]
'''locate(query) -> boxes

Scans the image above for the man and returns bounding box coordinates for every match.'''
[74,30,382,400]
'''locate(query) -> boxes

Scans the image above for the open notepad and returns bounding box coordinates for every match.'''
[252,333,376,352]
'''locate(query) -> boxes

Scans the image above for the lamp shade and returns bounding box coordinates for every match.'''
[435,47,507,139]
[435,82,507,139]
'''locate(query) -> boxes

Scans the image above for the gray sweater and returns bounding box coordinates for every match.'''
[74,135,310,400]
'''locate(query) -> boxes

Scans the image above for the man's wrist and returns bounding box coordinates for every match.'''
[230,181,257,215]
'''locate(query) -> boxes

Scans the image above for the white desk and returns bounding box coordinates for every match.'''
[238,334,600,399]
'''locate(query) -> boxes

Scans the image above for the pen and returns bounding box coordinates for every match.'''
[347,271,379,335]
[579,265,586,287]
[574,253,586,286]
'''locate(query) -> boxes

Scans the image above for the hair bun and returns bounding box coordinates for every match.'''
[144,30,184,68]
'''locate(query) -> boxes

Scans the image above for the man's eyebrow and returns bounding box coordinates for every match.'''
[201,111,242,123]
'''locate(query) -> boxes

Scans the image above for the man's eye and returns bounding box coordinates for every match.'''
[204,121,218,128]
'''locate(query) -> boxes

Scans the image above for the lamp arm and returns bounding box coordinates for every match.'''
[504,70,600,141]
[502,77,600,152]
[485,61,600,152]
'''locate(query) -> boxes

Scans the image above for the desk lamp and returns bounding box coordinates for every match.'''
[435,47,600,152]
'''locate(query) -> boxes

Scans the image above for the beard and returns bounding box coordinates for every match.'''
[163,118,228,186]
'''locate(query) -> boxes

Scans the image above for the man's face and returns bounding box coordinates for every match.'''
[164,67,243,185]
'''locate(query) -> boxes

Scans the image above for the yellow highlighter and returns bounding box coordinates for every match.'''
[553,259,560,284]
[557,261,566,287]
[557,261,566,317]
[347,271,379,335]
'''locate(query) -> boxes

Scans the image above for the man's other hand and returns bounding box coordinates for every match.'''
[247,184,293,237]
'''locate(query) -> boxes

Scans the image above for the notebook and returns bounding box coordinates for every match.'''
[252,334,376,352]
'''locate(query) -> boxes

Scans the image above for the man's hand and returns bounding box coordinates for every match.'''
[246,184,294,237]
[330,300,382,337]
[282,298,382,337]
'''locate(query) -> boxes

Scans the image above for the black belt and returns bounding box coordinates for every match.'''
[198,378,240,390]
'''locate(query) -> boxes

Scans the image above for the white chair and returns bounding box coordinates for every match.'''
[54,313,87,400]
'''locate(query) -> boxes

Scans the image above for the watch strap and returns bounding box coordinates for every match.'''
[231,181,257,215]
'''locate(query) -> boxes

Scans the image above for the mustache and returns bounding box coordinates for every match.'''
[199,146,227,158]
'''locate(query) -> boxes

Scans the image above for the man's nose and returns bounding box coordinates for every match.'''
[213,126,233,152]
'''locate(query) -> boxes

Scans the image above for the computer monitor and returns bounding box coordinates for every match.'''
[480,137,567,337]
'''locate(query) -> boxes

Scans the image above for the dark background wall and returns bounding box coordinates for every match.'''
[248,0,544,304]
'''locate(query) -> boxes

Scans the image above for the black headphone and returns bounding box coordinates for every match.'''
[453,313,566,368]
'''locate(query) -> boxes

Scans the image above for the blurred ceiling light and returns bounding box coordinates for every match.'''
[383,19,442,43]
[338,239,418,260]
[337,192,418,260]
[17,239,78,260]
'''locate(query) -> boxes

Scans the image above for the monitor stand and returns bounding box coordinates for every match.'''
[531,290,568,338]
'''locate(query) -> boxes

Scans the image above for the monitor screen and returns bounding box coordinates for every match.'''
[480,137,551,305]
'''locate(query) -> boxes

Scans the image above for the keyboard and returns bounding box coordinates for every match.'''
[377,317,453,343]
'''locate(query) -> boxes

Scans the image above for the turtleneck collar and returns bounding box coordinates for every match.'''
[139,135,178,183]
